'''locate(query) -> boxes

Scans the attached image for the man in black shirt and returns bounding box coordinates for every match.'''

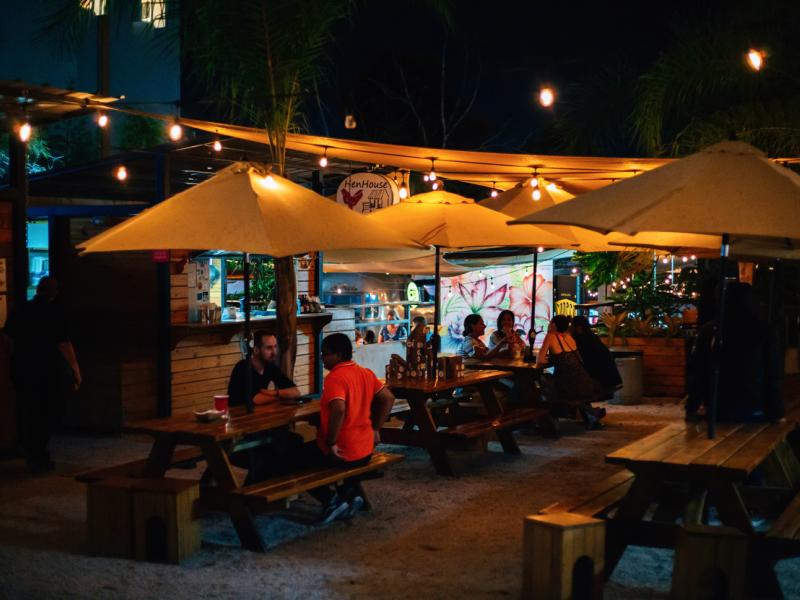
[224,330,300,483]
[4,276,82,473]
[227,331,300,406]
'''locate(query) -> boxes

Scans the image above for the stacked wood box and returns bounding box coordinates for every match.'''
[605,337,688,397]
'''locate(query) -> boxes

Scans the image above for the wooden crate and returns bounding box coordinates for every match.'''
[132,478,200,564]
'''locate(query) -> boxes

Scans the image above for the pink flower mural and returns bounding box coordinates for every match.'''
[509,272,552,333]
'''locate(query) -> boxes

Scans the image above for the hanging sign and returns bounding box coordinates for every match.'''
[406,281,420,310]
[336,173,399,215]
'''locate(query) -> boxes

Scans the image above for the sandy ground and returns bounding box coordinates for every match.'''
[1,399,798,600]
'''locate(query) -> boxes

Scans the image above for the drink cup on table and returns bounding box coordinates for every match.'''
[214,394,229,418]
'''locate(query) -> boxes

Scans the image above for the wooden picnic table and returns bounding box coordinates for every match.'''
[603,417,800,596]
[465,357,543,406]
[382,369,547,475]
[124,400,321,550]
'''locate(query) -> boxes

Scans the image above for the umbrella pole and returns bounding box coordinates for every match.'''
[531,250,539,346]
[708,234,730,439]
[243,252,254,413]
[433,245,441,374]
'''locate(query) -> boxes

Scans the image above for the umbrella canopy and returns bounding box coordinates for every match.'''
[511,141,800,247]
[479,181,564,217]
[79,163,424,257]
[366,190,576,248]
[324,255,469,275]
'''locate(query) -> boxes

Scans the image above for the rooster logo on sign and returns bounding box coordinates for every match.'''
[341,188,363,210]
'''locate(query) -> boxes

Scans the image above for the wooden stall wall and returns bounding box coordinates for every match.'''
[0,201,15,450]
[168,255,323,414]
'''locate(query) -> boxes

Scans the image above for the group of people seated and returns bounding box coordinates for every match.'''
[225,329,396,525]
[459,310,619,429]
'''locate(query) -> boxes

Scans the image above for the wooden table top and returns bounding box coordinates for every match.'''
[465,357,542,373]
[606,419,799,478]
[386,369,513,394]
[125,400,321,442]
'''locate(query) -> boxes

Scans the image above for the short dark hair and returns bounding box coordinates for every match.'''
[552,315,571,333]
[463,313,482,336]
[412,316,427,326]
[253,330,276,348]
[571,315,590,333]
[364,330,376,344]
[496,309,515,332]
[322,333,353,360]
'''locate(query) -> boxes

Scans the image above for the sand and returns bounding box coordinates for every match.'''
[1,399,798,599]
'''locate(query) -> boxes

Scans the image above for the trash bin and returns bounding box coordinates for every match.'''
[609,348,643,405]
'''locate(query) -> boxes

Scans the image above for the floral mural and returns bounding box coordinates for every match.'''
[439,263,553,353]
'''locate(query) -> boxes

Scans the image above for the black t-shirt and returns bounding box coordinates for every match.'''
[227,359,296,407]
[4,296,70,369]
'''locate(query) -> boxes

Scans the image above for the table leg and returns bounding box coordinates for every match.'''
[142,434,177,478]
[200,439,240,492]
[605,471,662,578]
[228,497,266,553]
[477,382,520,455]
[684,483,707,525]
[407,392,455,476]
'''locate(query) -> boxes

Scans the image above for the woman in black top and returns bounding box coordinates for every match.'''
[571,316,622,400]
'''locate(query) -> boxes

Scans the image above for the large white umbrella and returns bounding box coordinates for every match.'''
[510,140,800,437]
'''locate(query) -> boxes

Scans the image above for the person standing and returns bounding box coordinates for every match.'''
[295,333,396,523]
[4,276,81,473]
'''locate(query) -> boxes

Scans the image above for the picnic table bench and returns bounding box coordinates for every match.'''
[78,400,403,552]
[600,413,800,597]
[383,369,548,475]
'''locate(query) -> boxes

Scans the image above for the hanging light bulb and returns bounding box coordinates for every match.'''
[490,182,499,198]
[746,49,765,71]
[682,256,688,263]
[537,246,544,253]
[263,174,278,189]
[213,138,222,152]
[168,121,183,141]
[399,180,408,200]
[571,268,578,274]
[344,114,357,129]
[428,159,437,181]
[18,122,32,142]
[97,113,109,128]
[532,189,542,201]
[546,182,557,191]
[529,176,539,188]
[538,86,556,108]
[690,254,697,261]
[116,165,128,181]
[431,179,440,190]
[662,257,669,264]
[319,147,328,168]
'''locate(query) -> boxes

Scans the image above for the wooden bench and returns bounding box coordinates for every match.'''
[229,451,405,513]
[539,470,636,518]
[442,407,548,440]
[75,446,205,483]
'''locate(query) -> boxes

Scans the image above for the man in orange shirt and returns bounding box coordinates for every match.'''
[297,333,395,524]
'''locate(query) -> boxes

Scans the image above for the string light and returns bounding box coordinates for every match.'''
[168,121,183,141]
[681,256,688,263]
[490,182,499,198]
[399,177,408,200]
[747,49,765,71]
[18,122,32,142]
[529,175,539,188]
[546,182,557,191]
[116,165,128,181]
[571,267,577,274]
[262,174,278,189]
[97,112,109,128]
[690,254,696,260]
[532,189,542,201]
[213,138,222,152]
[319,147,328,168]
[538,86,556,108]
[428,159,436,181]
[537,246,544,253]
[662,257,669,264]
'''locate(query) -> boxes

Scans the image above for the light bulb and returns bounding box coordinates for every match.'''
[537,246,544,253]
[169,123,183,141]
[399,183,408,200]
[571,268,577,274]
[213,139,222,152]
[538,86,555,108]
[263,174,278,189]
[423,174,430,182]
[662,257,669,264]
[116,165,127,181]
[747,49,764,71]
[546,182,557,191]
[682,256,688,263]
[429,169,436,180]
[532,189,542,201]
[690,254,696,260]
[490,188,499,198]
[530,177,539,188]
[18,122,31,142]
[319,155,328,168]
[97,113,109,128]
[431,180,440,190]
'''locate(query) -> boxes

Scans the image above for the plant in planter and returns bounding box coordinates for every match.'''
[599,310,629,345]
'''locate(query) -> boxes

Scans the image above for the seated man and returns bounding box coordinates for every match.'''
[294,333,396,524]
[225,330,301,483]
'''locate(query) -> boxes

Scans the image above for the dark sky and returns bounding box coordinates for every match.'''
[312,0,714,152]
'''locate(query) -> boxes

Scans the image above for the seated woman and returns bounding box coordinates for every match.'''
[536,315,605,429]
[460,313,508,358]
[488,310,527,357]
[687,282,783,423]
[571,316,622,400]
[379,309,408,343]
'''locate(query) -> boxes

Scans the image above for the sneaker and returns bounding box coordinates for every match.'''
[344,496,365,520]
[318,495,350,525]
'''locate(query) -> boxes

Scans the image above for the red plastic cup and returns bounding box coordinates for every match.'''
[214,394,229,412]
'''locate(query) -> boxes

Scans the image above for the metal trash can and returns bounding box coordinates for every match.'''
[609,348,643,405]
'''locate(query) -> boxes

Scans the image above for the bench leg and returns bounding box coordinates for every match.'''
[407,393,455,476]
[142,435,177,478]
[355,481,372,512]
[229,497,266,553]
[477,383,521,455]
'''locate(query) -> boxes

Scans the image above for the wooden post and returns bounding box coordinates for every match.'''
[522,513,605,600]
[154,152,171,417]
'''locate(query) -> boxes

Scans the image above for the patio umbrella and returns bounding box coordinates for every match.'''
[80,162,424,411]
[509,140,800,437]
[324,254,469,276]
[364,189,576,365]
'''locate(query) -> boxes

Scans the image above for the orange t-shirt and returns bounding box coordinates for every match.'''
[317,361,384,461]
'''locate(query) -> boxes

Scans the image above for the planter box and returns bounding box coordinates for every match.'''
[604,336,688,397]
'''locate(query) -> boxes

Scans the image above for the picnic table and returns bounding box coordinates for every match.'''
[382,369,548,475]
[603,417,800,596]
[465,357,543,406]
[122,400,322,550]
